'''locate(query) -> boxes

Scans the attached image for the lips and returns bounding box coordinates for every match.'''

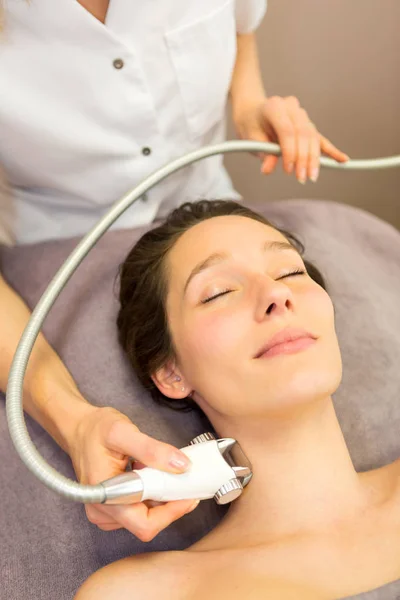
[254,327,317,359]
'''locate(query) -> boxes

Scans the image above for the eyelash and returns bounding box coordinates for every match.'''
[201,268,306,304]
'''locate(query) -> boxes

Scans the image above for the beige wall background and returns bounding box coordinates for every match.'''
[225,0,400,229]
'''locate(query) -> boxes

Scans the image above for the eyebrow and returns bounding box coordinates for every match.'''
[183,240,300,294]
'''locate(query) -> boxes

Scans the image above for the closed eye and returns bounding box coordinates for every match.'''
[201,270,305,304]
[277,268,306,280]
[201,289,232,304]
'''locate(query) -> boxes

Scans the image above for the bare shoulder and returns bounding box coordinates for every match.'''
[74,547,328,600]
[74,550,189,600]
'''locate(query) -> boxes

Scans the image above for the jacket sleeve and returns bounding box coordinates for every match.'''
[235,0,267,34]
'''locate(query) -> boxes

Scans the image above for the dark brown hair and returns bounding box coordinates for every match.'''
[116,200,326,411]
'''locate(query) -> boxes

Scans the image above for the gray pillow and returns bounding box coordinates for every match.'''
[1,199,400,600]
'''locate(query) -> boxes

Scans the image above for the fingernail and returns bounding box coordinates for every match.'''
[169,453,191,470]
[297,168,307,184]
[310,167,319,183]
[186,500,200,513]
[287,162,294,174]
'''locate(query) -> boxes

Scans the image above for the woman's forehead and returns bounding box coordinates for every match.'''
[165,215,288,287]
[171,215,285,260]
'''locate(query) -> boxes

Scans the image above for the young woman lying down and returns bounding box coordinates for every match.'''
[75,200,400,600]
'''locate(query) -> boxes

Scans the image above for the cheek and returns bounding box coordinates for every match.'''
[177,310,247,370]
[304,285,335,330]
[302,284,339,357]
[306,285,342,368]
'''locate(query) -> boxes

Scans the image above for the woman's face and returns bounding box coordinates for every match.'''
[160,216,342,418]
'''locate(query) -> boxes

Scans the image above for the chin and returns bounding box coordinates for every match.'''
[259,364,342,413]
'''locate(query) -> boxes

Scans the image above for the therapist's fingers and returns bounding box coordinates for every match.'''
[85,497,167,531]
[85,488,200,540]
[294,118,311,184]
[304,120,321,182]
[124,499,200,542]
[262,96,296,174]
[85,503,123,530]
[87,498,200,541]
[241,122,280,175]
[261,154,279,175]
[85,505,124,531]
[288,98,320,183]
[320,134,350,162]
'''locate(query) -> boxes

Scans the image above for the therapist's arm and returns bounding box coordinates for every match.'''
[1,273,197,538]
[229,33,266,123]
[0,273,94,453]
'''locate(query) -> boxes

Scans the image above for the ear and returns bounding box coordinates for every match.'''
[151,362,190,399]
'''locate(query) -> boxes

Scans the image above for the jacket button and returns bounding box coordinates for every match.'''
[113,58,124,69]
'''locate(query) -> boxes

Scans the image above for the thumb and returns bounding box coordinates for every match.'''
[106,419,191,473]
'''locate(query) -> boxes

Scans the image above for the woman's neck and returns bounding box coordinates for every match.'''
[191,398,370,551]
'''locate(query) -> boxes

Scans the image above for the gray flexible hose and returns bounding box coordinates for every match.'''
[6,141,400,504]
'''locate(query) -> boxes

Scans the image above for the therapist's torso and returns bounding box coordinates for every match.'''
[0,0,266,245]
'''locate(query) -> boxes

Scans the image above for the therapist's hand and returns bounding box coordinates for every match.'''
[233,95,349,183]
[68,406,199,541]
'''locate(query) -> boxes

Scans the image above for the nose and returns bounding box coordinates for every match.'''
[254,275,295,322]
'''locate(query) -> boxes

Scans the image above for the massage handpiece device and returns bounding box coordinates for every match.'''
[101,433,252,505]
